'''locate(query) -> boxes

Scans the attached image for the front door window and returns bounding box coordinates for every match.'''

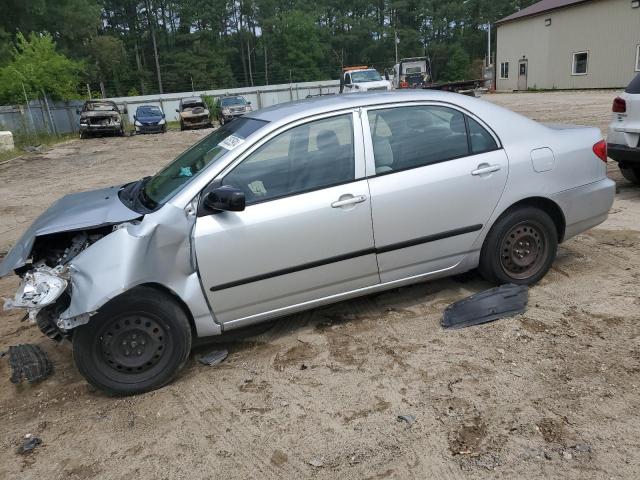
[223,114,355,204]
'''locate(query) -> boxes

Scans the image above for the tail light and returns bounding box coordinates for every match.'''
[612,97,626,113]
[593,140,607,163]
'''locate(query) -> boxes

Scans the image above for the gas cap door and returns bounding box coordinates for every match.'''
[530,147,555,173]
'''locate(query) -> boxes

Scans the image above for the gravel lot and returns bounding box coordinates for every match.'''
[1,90,639,480]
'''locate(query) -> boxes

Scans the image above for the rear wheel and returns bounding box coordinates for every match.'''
[72,287,192,396]
[620,166,640,185]
[479,207,558,285]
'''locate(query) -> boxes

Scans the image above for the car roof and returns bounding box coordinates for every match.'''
[247,90,471,123]
[137,105,162,109]
[181,97,203,103]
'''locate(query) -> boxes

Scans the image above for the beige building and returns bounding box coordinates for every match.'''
[496,0,640,91]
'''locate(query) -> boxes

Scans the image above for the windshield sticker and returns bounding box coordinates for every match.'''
[218,135,245,150]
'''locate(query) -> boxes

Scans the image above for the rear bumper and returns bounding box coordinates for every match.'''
[551,178,616,242]
[607,143,640,166]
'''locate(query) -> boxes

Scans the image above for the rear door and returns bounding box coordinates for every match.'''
[193,111,379,327]
[363,103,509,283]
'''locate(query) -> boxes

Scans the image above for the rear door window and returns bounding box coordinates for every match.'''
[367,105,470,173]
[467,117,499,154]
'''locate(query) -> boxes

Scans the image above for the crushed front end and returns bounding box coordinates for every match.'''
[3,230,109,341]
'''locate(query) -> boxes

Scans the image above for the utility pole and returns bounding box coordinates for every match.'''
[247,42,254,86]
[264,44,268,85]
[190,75,195,93]
[86,84,92,99]
[394,11,399,64]
[487,23,491,67]
[145,0,163,94]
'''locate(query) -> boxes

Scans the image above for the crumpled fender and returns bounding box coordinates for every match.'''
[62,204,220,337]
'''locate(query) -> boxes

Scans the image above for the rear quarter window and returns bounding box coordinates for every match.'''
[626,73,640,94]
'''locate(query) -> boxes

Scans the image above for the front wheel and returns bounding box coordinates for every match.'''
[72,287,192,396]
[479,207,558,285]
[620,166,640,185]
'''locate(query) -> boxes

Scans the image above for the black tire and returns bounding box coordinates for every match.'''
[80,131,87,139]
[478,207,558,286]
[72,287,192,396]
[620,166,640,185]
[180,121,185,131]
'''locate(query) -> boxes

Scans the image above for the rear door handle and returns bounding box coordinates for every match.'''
[331,195,367,208]
[471,164,501,176]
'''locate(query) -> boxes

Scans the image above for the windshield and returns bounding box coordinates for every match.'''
[137,106,162,116]
[142,117,268,205]
[351,70,382,83]
[86,102,117,112]
[221,97,246,107]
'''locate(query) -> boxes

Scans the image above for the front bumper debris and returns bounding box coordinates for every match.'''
[8,344,53,384]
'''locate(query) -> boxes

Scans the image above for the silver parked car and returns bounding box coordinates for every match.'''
[1,91,615,395]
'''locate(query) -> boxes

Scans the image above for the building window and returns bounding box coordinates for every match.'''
[572,51,588,75]
[500,62,509,79]
[545,18,552,26]
[636,45,640,72]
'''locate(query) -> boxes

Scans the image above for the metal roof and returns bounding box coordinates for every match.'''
[496,0,593,25]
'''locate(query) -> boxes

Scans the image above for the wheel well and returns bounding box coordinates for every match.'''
[502,197,566,242]
[135,283,198,338]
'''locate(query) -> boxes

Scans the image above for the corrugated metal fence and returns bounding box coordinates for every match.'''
[0,80,341,136]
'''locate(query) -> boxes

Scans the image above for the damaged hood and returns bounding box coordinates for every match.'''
[0,186,140,277]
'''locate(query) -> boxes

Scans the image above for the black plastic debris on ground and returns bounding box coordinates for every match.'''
[17,435,42,455]
[8,344,53,384]
[198,349,228,366]
[441,284,528,329]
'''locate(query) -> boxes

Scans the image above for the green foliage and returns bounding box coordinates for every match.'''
[0,32,84,104]
[0,0,542,100]
[201,95,219,119]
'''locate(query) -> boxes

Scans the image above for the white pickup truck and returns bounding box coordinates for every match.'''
[608,73,640,184]
[339,66,392,93]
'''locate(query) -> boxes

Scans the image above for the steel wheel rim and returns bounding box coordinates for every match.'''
[499,220,549,280]
[99,315,168,374]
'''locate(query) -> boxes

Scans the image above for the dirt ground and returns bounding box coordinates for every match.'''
[1,90,639,480]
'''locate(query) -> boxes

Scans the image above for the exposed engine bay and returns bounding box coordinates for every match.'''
[3,227,114,341]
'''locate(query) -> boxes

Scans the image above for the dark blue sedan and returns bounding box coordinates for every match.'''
[134,105,167,134]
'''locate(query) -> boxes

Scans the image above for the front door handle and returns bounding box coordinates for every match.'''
[331,195,367,208]
[471,164,501,176]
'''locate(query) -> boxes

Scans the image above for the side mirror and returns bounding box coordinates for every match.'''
[200,185,245,214]
[76,108,80,115]
[162,113,166,118]
[123,107,128,114]
[384,71,390,81]
[175,108,179,113]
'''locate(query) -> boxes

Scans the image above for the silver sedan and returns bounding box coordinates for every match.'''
[1,91,615,394]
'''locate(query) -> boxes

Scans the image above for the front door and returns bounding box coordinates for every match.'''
[193,112,379,326]
[364,104,509,283]
[518,60,528,91]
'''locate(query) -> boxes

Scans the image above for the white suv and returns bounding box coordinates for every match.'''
[608,73,640,184]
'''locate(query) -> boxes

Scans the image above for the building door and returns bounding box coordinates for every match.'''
[517,60,528,91]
